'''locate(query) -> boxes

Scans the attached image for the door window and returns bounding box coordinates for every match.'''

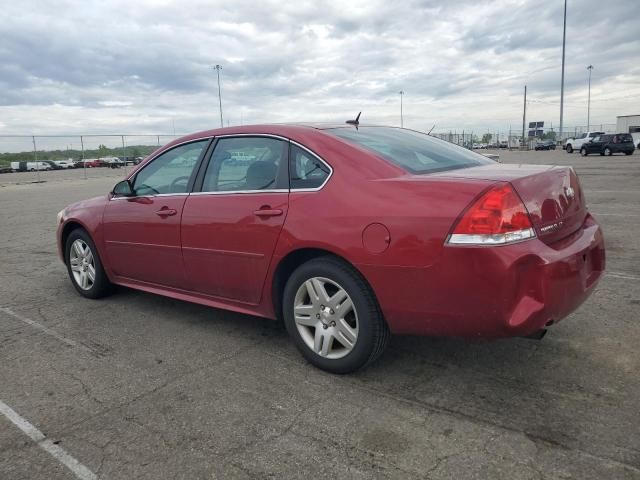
[133,140,208,196]
[202,137,286,192]
[289,144,330,190]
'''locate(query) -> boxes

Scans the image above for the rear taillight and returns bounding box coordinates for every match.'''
[447,183,535,245]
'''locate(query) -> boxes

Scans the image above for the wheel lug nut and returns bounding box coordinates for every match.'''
[330,310,334,315]
[316,314,320,319]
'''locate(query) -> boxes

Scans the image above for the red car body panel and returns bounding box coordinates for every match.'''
[57,124,605,337]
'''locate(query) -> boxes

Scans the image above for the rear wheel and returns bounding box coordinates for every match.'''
[625,151,632,156]
[604,147,612,156]
[580,148,588,156]
[65,229,112,299]
[566,144,573,153]
[282,256,389,373]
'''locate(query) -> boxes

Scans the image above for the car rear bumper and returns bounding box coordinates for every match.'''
[361,214,605,337]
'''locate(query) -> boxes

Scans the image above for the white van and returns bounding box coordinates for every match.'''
[10,161,51,172]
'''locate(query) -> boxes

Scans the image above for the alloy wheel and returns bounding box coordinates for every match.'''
[69,239,96,290]
[293,277,358,359]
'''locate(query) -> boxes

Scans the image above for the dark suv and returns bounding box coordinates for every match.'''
[580,133,635,156]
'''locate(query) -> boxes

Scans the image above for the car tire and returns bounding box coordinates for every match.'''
[566,145,573,153]
[282,256,389,374]
[580,148,588,157]
[604,148,612,156]
[65,229,113,299]
[625,151,632,156]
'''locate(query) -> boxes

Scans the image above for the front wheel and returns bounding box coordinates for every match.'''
[580,148,588,156]
[566,144,573,153]
[282,257,389,373]
[65,229,113,299]
[604,147,612,156]
[625,151,632,156]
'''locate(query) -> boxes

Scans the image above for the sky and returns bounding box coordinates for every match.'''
[0,0,639,138]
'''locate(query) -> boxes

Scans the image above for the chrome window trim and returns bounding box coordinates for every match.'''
[112,133,334,199]
[288,139,333,192]
[109,193,190,201]
[204,134,333,194]
[110,137,212,200]
[189,189,289,196]
[126,136,213,180]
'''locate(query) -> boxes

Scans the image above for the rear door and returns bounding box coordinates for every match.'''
[103,139,210,287]
[181,136,289,303]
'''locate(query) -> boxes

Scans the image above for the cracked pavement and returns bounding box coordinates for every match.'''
[1,151,639,479]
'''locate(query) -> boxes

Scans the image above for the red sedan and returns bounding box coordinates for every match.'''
[56,125,605,373]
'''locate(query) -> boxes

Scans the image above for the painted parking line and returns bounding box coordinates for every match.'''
[591,212,640,217]
[0,400,97,480]
[0,307,94,354]
[607,271,640,281]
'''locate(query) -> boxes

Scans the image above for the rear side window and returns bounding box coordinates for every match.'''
[616,134,633,142]
[202,137,287,192]
[289,144,330,189]
[326,127,493,174]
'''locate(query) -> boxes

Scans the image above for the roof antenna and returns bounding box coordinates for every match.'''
[427,123,436,135]
[346,112,361,128]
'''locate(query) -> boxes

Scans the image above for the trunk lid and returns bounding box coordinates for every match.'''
[431,164,587,244]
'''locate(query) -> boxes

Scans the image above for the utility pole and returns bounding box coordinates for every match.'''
[522,85,527,149]
[399,91,404,128]
[559,0,567,142]
[213,65,223,128]
[587,65,593,130]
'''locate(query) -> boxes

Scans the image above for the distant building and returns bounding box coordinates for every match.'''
[616,115,640,145]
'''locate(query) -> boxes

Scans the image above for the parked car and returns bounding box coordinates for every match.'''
[54,160,75,169]
[0,165,12,174]
[56,124,605,373]
[535,140,557,151]
[78,159,104,168]
[43,160,63,170]
[580,133,635,156]
[101,157,124,168]
[499,141,508,149]
[10,161,52,172]
[564,131,605,153]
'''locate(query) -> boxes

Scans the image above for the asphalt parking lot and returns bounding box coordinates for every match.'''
[1,149,639,479]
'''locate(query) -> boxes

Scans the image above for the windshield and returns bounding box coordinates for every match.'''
[325,127,494,174]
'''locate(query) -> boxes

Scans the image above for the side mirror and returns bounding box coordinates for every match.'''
[112,179,134,197]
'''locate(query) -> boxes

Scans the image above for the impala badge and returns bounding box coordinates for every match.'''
[565,186,575,198]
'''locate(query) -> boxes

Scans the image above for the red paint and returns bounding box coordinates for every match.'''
[57,124,605,338]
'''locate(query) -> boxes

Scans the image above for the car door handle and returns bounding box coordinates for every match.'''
[253,208,283,217]
[155,207,177,217]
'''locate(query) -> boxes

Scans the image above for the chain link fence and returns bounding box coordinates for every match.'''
[0,134,181,181]
[431,123,618,151]
[0,124,623,180]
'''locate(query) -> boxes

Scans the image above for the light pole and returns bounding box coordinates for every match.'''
[587,65,593,130]
[213,65,223,127]
[559,0,567,142]
[399,91,404,128]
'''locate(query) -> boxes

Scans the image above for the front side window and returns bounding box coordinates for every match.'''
[202,137,286,192]
[326,127,492,174]
[133,140,208,195]
[289,144,330,189]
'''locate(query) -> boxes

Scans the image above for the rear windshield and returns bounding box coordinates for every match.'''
[325,127,494,174]
[615,134,633,142]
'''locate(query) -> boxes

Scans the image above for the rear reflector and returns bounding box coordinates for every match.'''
[447,183,535,245]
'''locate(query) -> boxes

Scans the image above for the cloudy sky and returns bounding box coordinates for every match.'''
[1,0,638,137]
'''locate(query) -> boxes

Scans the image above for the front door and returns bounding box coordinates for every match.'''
[181,136,289,304]
[103,139,209,288]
